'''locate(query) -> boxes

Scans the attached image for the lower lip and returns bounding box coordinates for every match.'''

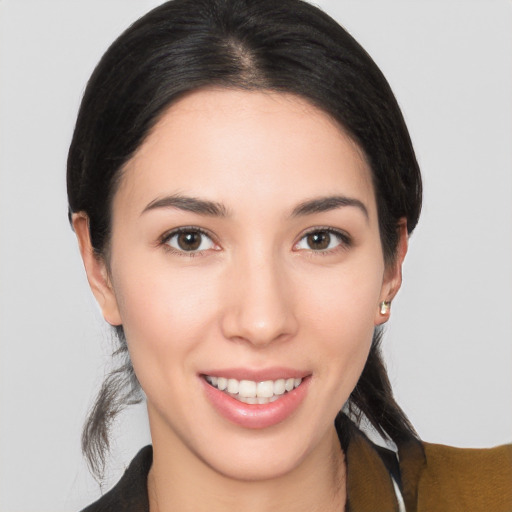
[201,376,310,429]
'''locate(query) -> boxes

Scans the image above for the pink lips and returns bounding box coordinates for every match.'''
[201,369,310,429]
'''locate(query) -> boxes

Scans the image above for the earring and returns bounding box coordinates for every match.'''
[380,301,391,315]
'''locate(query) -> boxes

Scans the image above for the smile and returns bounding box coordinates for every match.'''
[204,375,303,404]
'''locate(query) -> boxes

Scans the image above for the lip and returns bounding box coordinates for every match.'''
[201,367,310,382]
[201,370,311,429]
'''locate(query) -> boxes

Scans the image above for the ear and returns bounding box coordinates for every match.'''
[375,218,408,326]
[72,213,122,326]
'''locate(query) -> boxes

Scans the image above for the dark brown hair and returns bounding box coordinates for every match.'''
[67,0,422,480]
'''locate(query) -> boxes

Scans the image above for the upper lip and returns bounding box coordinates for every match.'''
[201,367,310,382]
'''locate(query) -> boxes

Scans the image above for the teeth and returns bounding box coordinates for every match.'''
[274,379,286,395]
[238,380,257,398]
[227,379,239,394]
[238,396,258,404]
[217,377,227,391]
[205,375,303,403]
[257,380,274,398]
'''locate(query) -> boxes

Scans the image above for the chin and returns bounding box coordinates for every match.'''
[199,438,311,482]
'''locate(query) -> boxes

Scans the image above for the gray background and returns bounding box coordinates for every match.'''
[0,1,511,510]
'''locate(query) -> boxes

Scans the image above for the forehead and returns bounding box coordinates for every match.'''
[117,88,376,218]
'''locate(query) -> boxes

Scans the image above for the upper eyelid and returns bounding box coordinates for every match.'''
[297,226,351,241]
[160,226,217,243]
[293,227,352,253]
[159,227,219,258]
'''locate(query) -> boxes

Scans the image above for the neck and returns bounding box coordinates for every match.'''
[147,425,346,512]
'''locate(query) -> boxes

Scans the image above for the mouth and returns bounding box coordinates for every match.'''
[201,371,310,428]
[203,375,303,405]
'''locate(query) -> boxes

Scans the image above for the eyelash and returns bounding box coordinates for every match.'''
[158,226,352,257]
[294,227,352,256]
[159,226,218,257]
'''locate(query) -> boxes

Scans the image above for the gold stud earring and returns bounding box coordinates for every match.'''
[380,301,391,315]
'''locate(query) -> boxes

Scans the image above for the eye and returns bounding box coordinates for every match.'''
[294,228,350,252]
[162,228,217,254]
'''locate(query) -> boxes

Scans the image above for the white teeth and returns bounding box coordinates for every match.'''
[227,379,239,394]
[274,379,286,395]
[238,380,257,398]
[205,375,218,386]
[257,380,274,398]
[238,396,258,404]
[217,377,227,391]
[205,375,303,403]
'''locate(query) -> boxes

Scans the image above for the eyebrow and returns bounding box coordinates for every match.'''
[291,195,369,219]
[141,193,368,220]
[141,194,230,217]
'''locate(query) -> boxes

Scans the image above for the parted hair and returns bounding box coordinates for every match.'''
[67,0,422,480]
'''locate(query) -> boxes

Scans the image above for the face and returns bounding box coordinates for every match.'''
[76,89,404,481]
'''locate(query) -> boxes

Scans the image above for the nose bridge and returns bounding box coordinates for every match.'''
[221,245,297,346]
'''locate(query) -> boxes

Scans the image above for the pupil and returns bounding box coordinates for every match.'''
[307,231,330,250]
[178,232,201,251]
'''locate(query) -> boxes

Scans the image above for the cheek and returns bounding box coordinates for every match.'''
[297,256,383,380]
[299,256,383,333]
[110,257,220,376]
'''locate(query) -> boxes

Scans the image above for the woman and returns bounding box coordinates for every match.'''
[67,0,511,510]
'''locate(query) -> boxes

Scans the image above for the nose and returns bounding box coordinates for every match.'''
[220,253,298,347]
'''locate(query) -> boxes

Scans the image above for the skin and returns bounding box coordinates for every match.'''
[74,89,407,512]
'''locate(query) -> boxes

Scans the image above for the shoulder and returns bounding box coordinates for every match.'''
[80,445,152,512]
[416,441,512,512]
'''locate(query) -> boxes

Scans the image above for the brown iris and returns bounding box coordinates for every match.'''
[177,231,202,251]
[306,231,331,250]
